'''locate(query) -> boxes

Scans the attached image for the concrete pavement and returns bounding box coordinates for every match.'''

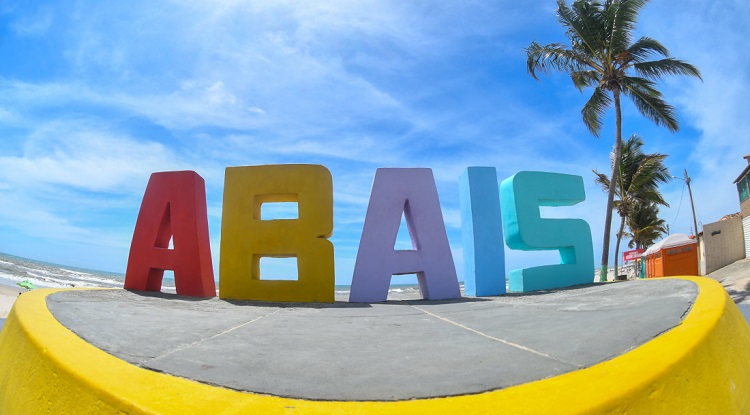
[46,279,697,401]
[707,257,750,321]
[707,257,750,303]
[738,304,750,322]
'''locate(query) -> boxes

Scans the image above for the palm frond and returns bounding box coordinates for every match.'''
[593,169,611,189]
[622,76,678,131]
[600,133,671,222]
[635,154,670,182]
[626,201,667,249]
[634,58,702,81]
[570,70,601,90]
[624,37,669,63]
[581,86,612,135]
[607,0,648,54]
[526,42,591,80]
[556,0,606,60]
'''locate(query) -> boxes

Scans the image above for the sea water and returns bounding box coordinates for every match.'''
[0,252,426,297]
[0,252,153,291]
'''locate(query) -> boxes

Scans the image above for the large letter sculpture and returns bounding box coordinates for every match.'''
[500,171,594,292]
[125,171,216,297]
[459,167,506,296]
[219,164,334,303]
[349,168,460,302]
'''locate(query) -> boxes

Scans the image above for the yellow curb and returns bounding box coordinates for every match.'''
[1,277,749,414]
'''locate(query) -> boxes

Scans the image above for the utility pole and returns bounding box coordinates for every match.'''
[684,169,701,273]
[670,170,701,273]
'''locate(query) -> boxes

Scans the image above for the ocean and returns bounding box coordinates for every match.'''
[0,252,425,298]
[0,252,163,291]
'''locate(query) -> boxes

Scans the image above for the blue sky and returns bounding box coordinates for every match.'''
[0,1,748,285]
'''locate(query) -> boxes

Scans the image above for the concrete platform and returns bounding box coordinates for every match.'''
[2,277,750,414]
[47,279,696,401]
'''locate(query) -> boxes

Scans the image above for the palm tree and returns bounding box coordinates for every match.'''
[624,202,667,250]
[525,0,701,281]
[593,134,670,277]
[622,202,667,278]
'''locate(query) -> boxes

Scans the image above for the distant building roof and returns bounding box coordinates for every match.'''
[719,212,742,221]
[644,233,696,256]
[734,154,750,183]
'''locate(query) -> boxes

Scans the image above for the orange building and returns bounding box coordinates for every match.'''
[644,233,699,278]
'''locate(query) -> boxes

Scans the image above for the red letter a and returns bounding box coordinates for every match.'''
[125,171,216,297]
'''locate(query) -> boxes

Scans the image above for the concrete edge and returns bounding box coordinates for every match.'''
[0,278,749,414]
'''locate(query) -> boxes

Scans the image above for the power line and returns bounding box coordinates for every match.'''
[671,181,685,227]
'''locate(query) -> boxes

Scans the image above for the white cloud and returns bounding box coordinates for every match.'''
[10,6,53,37]
[0,192,91,241]
[0,122,186,193]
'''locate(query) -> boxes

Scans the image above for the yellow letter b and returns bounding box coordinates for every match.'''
[219,164,334,303]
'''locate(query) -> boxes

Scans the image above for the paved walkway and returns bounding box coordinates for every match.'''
[707,258,750,321]
[707,257,750,303]
[46,279,696,401]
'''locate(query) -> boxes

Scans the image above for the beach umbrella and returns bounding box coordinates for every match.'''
[17,280,37,290]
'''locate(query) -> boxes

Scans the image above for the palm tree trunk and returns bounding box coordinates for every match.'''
[599,89,623,282]
[614,214,625,279]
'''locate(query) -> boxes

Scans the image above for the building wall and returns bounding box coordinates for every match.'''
[741,198,750,219]
[704,216,745,274]
[697,233,706,276]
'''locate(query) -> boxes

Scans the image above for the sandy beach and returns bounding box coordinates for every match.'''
[0,283,25,319]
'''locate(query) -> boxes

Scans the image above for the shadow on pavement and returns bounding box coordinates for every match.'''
[737,304,750,324]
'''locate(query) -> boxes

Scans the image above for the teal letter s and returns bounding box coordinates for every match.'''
[500,171,594,292]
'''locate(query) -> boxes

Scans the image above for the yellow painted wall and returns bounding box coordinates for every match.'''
[1,277,749,414]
